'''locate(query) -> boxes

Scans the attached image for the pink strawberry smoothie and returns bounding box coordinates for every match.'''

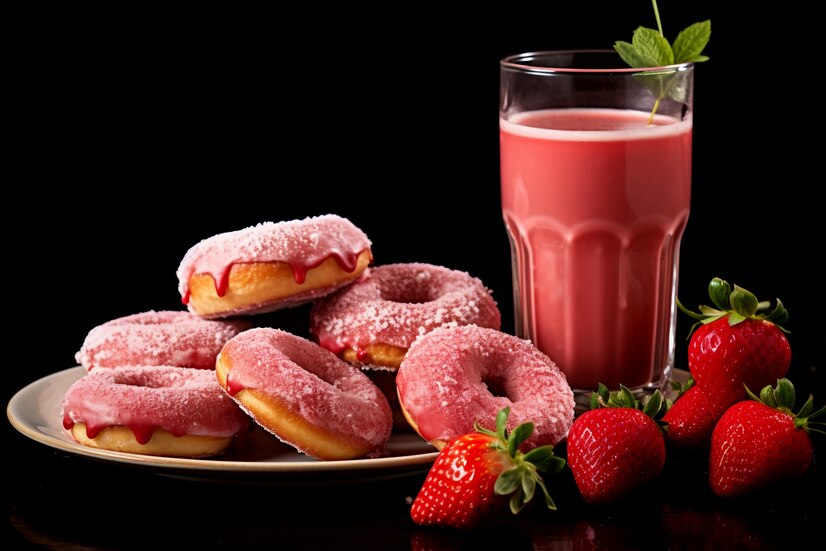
[500,108,692,390]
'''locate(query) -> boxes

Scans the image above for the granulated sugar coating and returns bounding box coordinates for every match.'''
[219,328,393,457]
[396,325,575,450]
[176,214,372,300]
[62,365,248,441]
[310,263,501,355]
[75,311,251,370]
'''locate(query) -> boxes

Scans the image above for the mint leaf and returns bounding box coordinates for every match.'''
[631,26,674,66]
[672,20,711,63]
[614,40,651,68]
[614,2,710,123]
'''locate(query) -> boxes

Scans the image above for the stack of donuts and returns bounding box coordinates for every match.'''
[62,214,575,460]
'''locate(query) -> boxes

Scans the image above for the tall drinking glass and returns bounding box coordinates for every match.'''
[499,51,693,399]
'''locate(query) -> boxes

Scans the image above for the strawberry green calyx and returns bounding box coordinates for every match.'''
[745,379,826,436]
[678,277,789,336]
[473,407,566,513]
[589,384,669,428]
[669,375,695,399]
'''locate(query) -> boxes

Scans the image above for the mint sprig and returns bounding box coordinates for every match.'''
[614,1,710,123]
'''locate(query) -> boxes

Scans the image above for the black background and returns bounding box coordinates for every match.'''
[9,2,823,396]
[5,3,825,549]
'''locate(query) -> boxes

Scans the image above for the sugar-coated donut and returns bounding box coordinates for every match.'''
[396,325,575,450]
[62,366,248,458]
[216,328,393,460]
[177,215,372,319]
[75,310,250,371]
[310,263,501,369]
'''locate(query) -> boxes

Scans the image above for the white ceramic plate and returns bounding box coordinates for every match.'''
[7,366,689,484]
[7,366,439,484]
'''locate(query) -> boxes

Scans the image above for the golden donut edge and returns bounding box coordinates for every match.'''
[188,250,372,318]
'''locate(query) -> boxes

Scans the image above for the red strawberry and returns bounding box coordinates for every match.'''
[664,277,791,449]
[662,383,728,448]
[567,385,668,504]
[410,407,565,530]
[709,378,824,497]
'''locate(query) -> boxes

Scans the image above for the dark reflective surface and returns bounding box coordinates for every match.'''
[4,424,823,550]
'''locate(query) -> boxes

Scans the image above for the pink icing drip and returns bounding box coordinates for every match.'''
[291,264,308,286]
[216,267,231,297]
[314,334,348,355]
[125,422,156,445]
[176,215,372,301]
[61,365,248,439]
[206,251,364,295]
[290,251,361,285]
[77,421,158,444]
[225,374,244,397]
[84,423,102,439]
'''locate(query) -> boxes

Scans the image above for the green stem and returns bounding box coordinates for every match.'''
[652,0,664,36]
[648,95,662,125]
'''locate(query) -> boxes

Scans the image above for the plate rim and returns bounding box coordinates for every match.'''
[7,366,440,474]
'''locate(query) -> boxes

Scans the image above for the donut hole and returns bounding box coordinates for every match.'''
[482,374,510,400]
[112,372,179,389]
[466,358,512,400]
[299,363,339,388]
[378,273,440,304]
[280,346,344,389]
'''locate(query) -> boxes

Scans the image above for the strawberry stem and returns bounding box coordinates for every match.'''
[508,422,534,456]
[589,384,670,432]
[729,285,759,321]
[708,277,732,310]
[678,277,790,336]
[496,407,509,441]
[670,375,695,399]
[477,407,566,515]
[747,378,826,435]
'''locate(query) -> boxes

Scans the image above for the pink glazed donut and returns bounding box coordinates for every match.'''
[62,366,248,457]
[177,215,373,318]
[396,325,575,450]
[216,328,393,460]
[310,263,501,369]
[75,310,251,371]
